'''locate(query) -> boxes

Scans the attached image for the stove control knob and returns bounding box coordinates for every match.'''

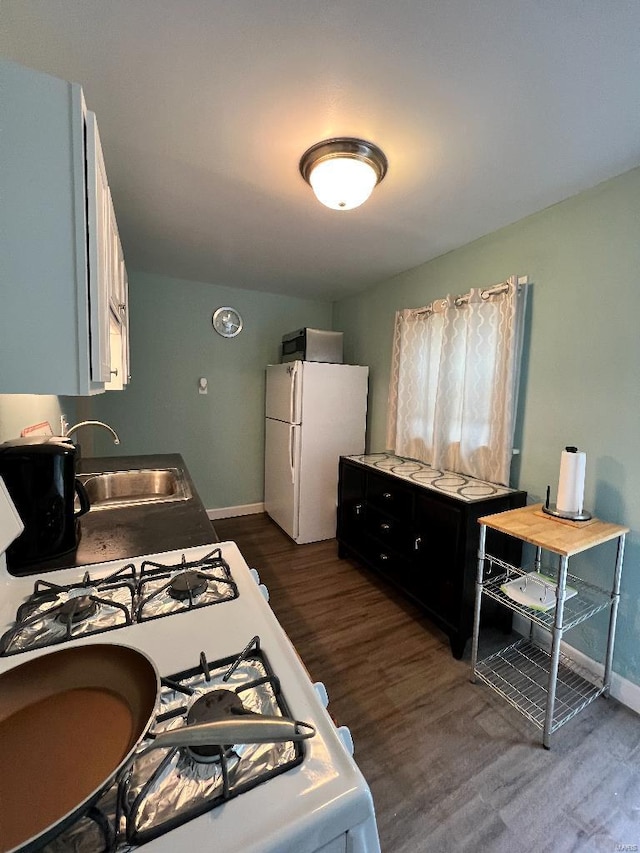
[337,725,354,756]
[258,583,269,602]
[313,681,329,708]
[249,568,261,584]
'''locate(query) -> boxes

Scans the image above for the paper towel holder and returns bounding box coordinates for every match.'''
[542,484,592,522]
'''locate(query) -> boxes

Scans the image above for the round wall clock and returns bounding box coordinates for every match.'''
[212,307,243,338]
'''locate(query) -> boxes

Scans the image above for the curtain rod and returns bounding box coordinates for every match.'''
[411,279,511,317]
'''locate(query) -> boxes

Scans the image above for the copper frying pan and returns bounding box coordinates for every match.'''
[0,644,159,853]
[0,643,315,853]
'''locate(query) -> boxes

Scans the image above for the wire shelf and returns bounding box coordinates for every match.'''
[483,556,611,632]
[474,638,604,732]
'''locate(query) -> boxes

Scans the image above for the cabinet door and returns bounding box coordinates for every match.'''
[0,62,91,395]
[120,261,130,384]
[87,112,130,391]
[104,311,124,391]
[107,190,128,322]
[85,110,112,385]
[413,494,463,629]
[104,223,130,390]
[0,62,128,396]
[337,461,366,553]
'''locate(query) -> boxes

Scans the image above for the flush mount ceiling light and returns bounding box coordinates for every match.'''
[299,137,388,211]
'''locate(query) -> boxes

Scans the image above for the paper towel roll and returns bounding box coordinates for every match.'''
[556,447,586,514]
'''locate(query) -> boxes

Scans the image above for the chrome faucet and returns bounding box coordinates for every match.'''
[64,420,120,445]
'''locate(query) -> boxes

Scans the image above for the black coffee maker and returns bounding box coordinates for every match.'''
[0,436,90,574]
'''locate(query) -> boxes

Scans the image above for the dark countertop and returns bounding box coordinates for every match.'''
[48,453,218,569]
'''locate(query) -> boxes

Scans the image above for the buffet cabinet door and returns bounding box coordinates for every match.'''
[412,494,463,632]
[337,461,367,556]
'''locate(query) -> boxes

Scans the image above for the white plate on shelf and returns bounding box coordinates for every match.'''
[500,571,577,612]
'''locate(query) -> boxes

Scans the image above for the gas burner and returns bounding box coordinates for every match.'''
[120,637,305,846]
[168,570,209,602]
[136,548,238,622]
[56,595,99,626]
[0,566,136,656]
[185,689,242,762]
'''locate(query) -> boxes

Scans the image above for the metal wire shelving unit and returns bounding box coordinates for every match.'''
[470,504,628,749]
[481,555,612,632]
[474,638,603,733]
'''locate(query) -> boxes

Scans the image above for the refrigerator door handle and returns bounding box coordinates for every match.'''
[289,424,296,484]
[289,361,299,423]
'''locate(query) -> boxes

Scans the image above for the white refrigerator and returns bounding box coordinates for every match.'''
[264,360,368,544]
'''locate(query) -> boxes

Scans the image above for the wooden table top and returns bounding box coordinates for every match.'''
[478,503,629,557]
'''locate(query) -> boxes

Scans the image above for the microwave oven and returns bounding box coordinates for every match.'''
[280,328,343,364]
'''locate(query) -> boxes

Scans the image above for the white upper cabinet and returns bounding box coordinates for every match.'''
[0,60,130,395]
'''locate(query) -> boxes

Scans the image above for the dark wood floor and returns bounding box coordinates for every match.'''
[214,513,640,853]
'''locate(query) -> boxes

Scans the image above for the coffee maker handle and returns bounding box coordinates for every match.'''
[74,479,91,518]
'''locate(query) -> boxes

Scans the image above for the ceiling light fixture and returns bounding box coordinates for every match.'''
[299,137,388,211]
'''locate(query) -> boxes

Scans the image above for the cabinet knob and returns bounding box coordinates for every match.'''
[354,504,363,516]
[382,492,392,500]
[379,553,389,561]
[380,522,391,532]
[110,368,118,376]
[118,303,126,313]
[414,536,422,551]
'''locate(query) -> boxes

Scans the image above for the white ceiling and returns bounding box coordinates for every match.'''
[3,1,640,301]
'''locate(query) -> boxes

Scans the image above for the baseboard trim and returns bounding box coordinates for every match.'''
[207,503,265,521]
[512,614,640,716]
[559,639,640,716]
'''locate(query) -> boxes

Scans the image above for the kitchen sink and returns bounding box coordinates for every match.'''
[78,468,191,510]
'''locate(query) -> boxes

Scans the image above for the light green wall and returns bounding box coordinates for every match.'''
[90,272,332,509]
[334,165,640,686]
[5,168,636,686]
[0,395,77,444]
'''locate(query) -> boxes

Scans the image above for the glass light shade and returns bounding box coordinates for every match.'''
[308,157,379,211]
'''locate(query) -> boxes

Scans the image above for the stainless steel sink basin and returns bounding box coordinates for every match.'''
[78,468,191,510]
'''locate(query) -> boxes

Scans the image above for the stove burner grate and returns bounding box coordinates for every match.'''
[0,550,240,657]
[0,565,136,656]
[123,637,305,847]
[136,548,238,622]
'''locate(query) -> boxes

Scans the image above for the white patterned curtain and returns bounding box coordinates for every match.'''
[386,276,528,485]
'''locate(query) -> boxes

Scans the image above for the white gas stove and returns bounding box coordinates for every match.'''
[0,542,380,853]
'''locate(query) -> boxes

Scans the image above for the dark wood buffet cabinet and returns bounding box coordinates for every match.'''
[337,454,527,658]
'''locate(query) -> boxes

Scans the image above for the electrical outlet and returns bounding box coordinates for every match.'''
[198,377,208,395]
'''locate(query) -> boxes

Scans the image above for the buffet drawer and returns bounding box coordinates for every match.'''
[361,535,413,587]
[366,470,413,519]
[365,505,416,557]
